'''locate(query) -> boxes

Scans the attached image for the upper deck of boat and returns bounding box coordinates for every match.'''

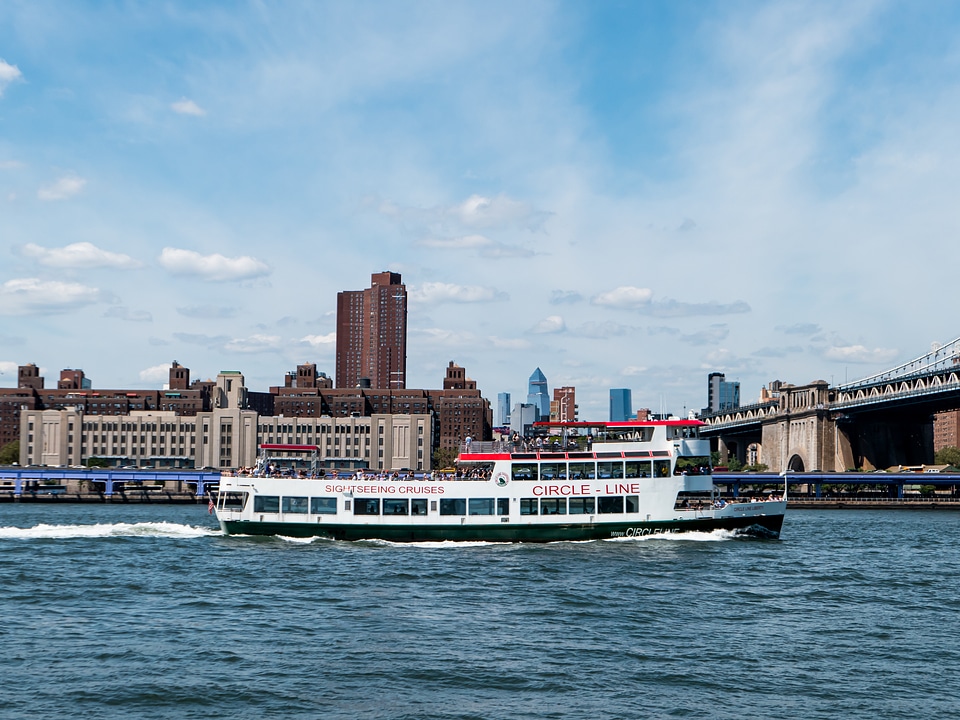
[459,419,707,463]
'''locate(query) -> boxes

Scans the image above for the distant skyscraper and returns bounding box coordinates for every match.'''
[609,388,632,422]
[551,386,577,423]
[526,367,550,419]
[335,271,407,389]
[510,402,539,437]
[706,372,740,413]
[497,392,511,427]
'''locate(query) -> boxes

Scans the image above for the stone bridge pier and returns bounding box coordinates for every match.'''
[712,381,934,472]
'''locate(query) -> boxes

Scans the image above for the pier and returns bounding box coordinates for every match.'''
[0,468,220,503]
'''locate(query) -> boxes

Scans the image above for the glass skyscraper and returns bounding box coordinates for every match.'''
[497,392,511,427]
[609,388,632,422]
[527,368,550,420]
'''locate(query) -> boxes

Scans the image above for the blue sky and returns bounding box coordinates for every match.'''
[2,1,960,419]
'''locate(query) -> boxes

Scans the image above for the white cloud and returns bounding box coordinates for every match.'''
[104,306,152,322]
[453,194,551,231]
[158,247,271,282]
[591,286,654,309]
[0,59,22,97]
[0,361,18,377]
[301,332,337,348]
[488,336,532,350]
[621,365,648,376]
[224,334,282,353]
[37,175,87,201]
[176,305,237,319]
[139,363,172,383]
[378,193,551,235]
[22,242,142,269]
[409,282,507,304]
[412,327,477,346]
[0,278,102,315]
[419,234,492,250]
[822,344,899,365]
[531,315,566,334]
[171,97,207,116]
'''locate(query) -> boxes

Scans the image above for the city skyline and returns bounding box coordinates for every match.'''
[3,2,960,418]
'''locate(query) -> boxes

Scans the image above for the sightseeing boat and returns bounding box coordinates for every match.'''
[212,419,786,542]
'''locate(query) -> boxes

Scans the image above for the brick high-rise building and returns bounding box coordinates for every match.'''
[335,271,407,389]
[551,386,577,423]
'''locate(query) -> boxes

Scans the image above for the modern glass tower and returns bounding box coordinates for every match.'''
[497,392,511,427]
[609,388,632,422]
[706,372,740,413]
[526,368,550,419]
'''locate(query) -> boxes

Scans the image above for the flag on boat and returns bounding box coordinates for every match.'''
[208,497,214,514]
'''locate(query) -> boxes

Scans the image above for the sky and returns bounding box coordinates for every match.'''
[2,0,960,421]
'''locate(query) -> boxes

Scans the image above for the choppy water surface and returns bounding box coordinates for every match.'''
[1,504,958,719]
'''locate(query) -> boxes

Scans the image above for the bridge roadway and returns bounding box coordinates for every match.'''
[0,468,221,500]
[716,471,960,501]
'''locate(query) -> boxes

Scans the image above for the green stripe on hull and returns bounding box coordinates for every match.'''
[222,513,783,542]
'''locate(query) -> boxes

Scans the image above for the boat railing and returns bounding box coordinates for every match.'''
[459,440,512,454]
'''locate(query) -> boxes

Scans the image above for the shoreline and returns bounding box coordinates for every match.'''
[3,491,959,510]
[0,491,207,504]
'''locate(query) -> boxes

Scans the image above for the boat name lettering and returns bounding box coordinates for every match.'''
[610,527,667,538]
[604,483,642,495]
[324,484,445,495]
[532,484,592,497]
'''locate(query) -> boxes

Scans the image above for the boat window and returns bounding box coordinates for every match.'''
[512,463,538,481]
[654,460,671,478]
[411,498,427,515]
[282,496,309,514]
[568,462,595,480]
[310,497,337,514]
[625,495,639,513]
[539,462,566,480]
[598,496,624,514]
[675,456,711,475]
[597,461,624,479]
[219,491,247,510]
[497,498,510,516]
[539,498,566,515]
[384,498,409,515]
[625,461,652,478]
[254,495,280,513]
[568,497,595,514]
[468,498,495,515]
[354,498,380,515]
[440,498,466,515]
[519,498,538,515]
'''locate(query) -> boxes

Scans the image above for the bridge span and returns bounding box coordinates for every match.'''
[701,337,960,472]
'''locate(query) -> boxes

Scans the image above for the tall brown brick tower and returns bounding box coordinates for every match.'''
[335,271,407,389]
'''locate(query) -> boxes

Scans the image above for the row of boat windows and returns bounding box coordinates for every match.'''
[243,495,641,516]
[512,459,673,481]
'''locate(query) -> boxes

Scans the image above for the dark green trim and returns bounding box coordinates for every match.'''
[221,513,783,542]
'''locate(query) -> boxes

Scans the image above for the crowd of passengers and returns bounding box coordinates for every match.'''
[503,433,590,453]
[227,466,492,481]
[675,494,783,510]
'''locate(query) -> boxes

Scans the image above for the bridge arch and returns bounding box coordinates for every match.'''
[787,454,805,472]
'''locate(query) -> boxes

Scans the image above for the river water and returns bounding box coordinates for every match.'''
[1,504,958,719]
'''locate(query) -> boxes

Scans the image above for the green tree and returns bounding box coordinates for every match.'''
[0,440,19,465]
[934,446,960,468]
[85,456,110,468]
[433,447,458,470]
